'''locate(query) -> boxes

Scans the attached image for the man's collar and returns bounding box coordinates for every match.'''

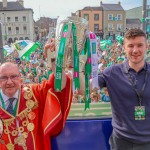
[1,90,19,102]
[122,60,148,73]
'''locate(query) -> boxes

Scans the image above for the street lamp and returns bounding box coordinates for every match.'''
[0,21,4,63]
[142,0,147,32]
[2,13,7,44]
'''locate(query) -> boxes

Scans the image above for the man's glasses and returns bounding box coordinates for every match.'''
[0,74,20,81]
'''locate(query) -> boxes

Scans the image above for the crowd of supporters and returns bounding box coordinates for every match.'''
[4,38,150,103]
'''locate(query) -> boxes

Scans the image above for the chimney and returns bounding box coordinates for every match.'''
[18,0,24,7]
[118,1,121,5]
[100,1,102,6]
[2,0,7,8]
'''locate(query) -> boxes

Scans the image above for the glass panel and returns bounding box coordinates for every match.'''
[84,14,89,21]
[15,17,18,22]
[68,88,112,119]
[94,24,99,32]
[94,14,99,21]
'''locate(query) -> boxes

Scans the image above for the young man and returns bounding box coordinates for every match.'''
[0,61,72,149]
[98,28,150,149]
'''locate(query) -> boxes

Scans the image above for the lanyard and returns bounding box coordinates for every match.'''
[126,66,148,106]
[0,92,18,116]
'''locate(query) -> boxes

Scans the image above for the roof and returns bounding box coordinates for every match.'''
[102,4,124,11]
[82,6,102,11]
[126,6,142,11]
[0,1,31,11]
[126,18,141,24]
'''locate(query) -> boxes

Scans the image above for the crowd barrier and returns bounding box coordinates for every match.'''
[51,117,112,150]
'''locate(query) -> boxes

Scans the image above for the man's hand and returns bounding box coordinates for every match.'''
[44,38,55,58]
[44,38,56,73]
[44,39,67,91]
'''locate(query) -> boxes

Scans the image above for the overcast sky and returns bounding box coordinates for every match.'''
[20,0,149,20]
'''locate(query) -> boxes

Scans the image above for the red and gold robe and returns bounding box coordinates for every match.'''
[0,74,72,150]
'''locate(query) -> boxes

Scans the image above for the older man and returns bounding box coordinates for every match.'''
[0,62,72,150]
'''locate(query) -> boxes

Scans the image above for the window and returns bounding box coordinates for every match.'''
[23,16,26,22]
[117,14,122,21]
[25,37,29,40]
[108,14,113,20]
[108,24,113,31]
[15,17,18,22]
[8,27,11,35]
[117,24,123,31]
[84,14,89,21]
[19,37,23,40]
[23,26,27,34]
[14,37,18,42]
[94,14,99,21]
[94,24,99,32]
[7,17,11,22]
[8,38,13,43]
[16,27,19,34]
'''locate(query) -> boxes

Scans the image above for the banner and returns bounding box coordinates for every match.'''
[12,40,40,60]
[89,32,99,90]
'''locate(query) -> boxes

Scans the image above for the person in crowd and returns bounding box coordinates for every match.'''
[0,52,72,149]
[98,28,150,150]
[25,73,34,84]
[34,76,39,84]
[78,95,85,103]
[72,92,79,103]
[90,91,100,103]
[101,87,110,102]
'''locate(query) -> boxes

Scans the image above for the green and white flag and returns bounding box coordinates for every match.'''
[12,40,40,61]
[100,40,112,50]
[3,45,13,56]
[116,36,124,45]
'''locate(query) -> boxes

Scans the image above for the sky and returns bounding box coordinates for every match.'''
[18,0,150,20]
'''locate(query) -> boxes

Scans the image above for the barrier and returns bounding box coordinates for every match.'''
[51,118,112,150]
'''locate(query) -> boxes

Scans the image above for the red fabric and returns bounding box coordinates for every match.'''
[0,74,72,150]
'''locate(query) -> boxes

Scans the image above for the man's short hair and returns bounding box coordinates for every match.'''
[124,28,147,40]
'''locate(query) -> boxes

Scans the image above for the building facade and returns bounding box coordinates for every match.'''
[126,5,150,34]
[126,19,141,30]
[75,1,126,39]
[126,6,142,31]
[75,6,103,38]
[0,0,34,44]
[35,17,57,41]
[101,1,126,39]
[126,6,142,20]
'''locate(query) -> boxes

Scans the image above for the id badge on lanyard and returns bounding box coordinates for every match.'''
[134,106,145,120]
[126,64,148,121]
